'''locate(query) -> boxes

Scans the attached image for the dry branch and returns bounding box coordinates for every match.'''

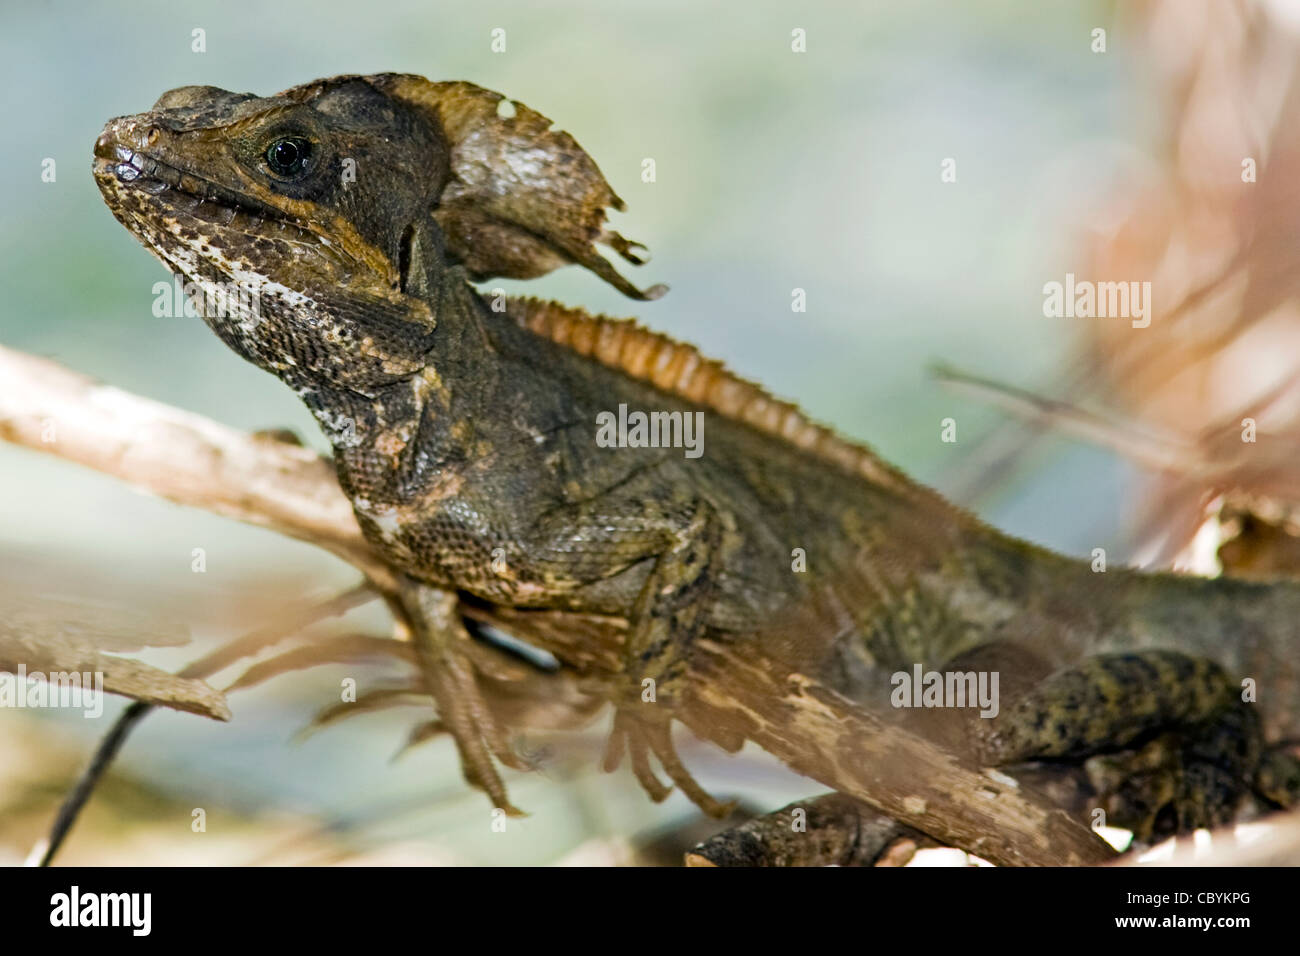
[0,343,1114,866]
[0,630,228,720]
[0,345,394,588]
[0,591,228,719]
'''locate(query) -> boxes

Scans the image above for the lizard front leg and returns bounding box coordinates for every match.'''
[397,578,529,815]
[595,503,734,817]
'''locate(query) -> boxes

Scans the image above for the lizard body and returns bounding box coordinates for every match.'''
[93,74,1300,843]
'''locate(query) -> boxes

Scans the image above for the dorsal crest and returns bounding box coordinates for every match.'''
[503,296,918,495]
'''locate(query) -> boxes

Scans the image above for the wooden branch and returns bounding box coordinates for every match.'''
[0,593,228,719]
[0,343,1115,866]
[683,644,1112,866]
[474,611,1115,865]
[0,631,228,720]
[0,345,395,589]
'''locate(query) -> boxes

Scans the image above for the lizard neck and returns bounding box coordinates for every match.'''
[301,266,522,512]
[268,215,504,459]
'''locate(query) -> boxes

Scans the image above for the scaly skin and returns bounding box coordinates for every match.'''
[93,74,1300,840]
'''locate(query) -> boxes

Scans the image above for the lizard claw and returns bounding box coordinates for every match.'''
[420,646,527,815]
[603,709,674,802]
[603,707,734,818]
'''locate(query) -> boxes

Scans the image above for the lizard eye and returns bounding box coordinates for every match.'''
[264,136,313,178]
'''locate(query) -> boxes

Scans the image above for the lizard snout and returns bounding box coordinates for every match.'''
[94,116,160,163]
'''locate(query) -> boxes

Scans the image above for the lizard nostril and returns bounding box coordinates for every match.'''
[146,126,161,146]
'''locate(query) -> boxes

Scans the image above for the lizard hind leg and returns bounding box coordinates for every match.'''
[972,649,1263,842]
[974,649,1237,766]
[1084,701,1264,842]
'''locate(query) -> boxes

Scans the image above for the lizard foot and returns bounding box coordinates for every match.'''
[687,794,935,867]
[401,581,530,815]
[602,707,734,818]
[419,645,531,815]
[1084,703,1262,843]
[1254,744,1300,809]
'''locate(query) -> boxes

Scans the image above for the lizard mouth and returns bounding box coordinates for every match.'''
[92,136,311,241]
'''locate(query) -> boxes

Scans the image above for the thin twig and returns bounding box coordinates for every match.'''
[36,584,377,866]
[37,701,150,867]
[932,362,1198,473]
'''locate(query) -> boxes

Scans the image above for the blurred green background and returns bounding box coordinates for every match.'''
[0,0,1142,864]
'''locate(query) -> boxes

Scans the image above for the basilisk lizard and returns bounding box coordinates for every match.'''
[92,74,1300,849]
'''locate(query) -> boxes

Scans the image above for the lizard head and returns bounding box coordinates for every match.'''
[93,73,663,391]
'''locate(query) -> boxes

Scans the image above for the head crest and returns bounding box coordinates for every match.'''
[362,74,666,301]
